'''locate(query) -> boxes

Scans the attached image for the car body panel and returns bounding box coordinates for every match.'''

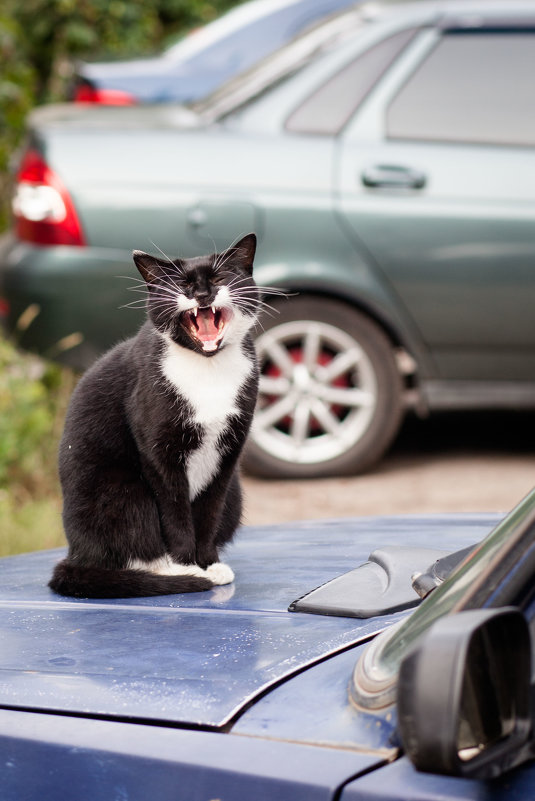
[234,642,395,751]
[0,516,495,730]
[0,237,140,366]
[3,512,535,800]
[0,708,380,801]
[336,25,535,381]
[1,599,370,728]
[3,106,434,373]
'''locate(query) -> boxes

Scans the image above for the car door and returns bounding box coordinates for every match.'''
[334,21,535,395]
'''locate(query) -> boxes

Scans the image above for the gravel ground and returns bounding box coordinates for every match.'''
[242,410,535,525]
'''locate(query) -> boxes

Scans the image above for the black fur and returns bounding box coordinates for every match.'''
[49,233,259,598]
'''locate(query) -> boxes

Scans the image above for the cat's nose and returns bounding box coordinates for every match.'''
[195,288,213,307]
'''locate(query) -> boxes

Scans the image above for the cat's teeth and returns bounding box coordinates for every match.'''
[211,305,216,315]
[193,307,198,317]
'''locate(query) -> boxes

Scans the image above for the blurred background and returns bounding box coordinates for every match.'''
[0,0,240,554]
[0,0,534,557]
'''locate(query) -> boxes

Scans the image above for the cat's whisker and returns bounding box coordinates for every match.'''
[225,282,285,307]
[244,298,280,313]
[148,302,181,315]
[225,269,252,279]
[222,274,289,301]
[223,274,250,287]
[153,273,185,292]
[231,299,278,318]
[148,280,186,300]
[247,285,291,298]
[213,249,236,274]
[149,240,183,273]
[213,233,247,272]
[152,288,182,303]
[213,234,248,273]
[123,271,185,302]
[127,284,148,295]
[118,278,150,294]
[120,300,150,310]
[117,274,146,283]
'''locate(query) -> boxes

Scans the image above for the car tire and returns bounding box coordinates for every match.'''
[243,296,404,479]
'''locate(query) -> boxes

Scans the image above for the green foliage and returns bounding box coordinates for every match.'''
[7,0,243,104]
[0,333,75,554]
[0,495,65,556]
[10,0,161,102]
[0,334,75,500]
[0,13,36,228]
[158,0,244,45]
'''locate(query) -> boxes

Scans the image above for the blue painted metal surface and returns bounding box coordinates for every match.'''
[233,643,397,752]
[2,512,535,801]
[0,516,498,729]
[0,708,379,801]
[340,754,535,801]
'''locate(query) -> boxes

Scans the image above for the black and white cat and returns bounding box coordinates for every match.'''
[49,233,260,598]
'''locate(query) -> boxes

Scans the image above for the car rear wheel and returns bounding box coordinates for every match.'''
[244,297,404,478]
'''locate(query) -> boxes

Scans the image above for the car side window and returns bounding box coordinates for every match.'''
[285,27,417,135]
[386,31,535,147]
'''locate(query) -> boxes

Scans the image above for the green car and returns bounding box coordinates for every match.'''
[2,0,535,479]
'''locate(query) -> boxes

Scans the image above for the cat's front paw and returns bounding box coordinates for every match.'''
[204,562,235,586]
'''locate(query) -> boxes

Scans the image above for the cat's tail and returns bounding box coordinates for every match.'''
[48,559,213,598]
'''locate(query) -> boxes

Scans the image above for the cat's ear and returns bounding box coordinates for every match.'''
[132,251,162,284]
[231,233,256,275]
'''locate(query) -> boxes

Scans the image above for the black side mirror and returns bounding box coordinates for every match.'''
[397,607,534,780]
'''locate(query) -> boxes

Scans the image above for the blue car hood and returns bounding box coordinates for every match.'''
[0,515,497,730]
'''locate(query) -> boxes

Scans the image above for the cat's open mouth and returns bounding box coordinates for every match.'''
[181,305,233,352]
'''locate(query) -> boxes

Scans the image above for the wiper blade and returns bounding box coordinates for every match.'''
[289,546,451,619]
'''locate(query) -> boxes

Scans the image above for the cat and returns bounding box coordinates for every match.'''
[49,233,260,598]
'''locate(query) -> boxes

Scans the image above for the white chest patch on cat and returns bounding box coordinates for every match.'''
[160,333,253,424]
[186,424,223,500]
[160,333,254,498]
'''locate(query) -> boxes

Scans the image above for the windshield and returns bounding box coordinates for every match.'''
[191,5,367,121]
[352,489,535,708]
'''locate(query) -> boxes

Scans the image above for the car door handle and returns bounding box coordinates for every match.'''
[361,164,426,189]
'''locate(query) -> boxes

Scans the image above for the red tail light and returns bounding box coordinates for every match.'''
[12,149,86,246]
[74,83,137,105]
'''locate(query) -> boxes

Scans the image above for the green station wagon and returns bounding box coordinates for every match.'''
[2,0,535,478]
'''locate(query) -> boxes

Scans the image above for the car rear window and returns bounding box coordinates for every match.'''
[286,27,417,135]
[386,31,535,147]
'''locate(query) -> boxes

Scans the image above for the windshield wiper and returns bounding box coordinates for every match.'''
[289,544,477,619]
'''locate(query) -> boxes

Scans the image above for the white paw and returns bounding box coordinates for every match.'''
[163,561,209,579]
[129,555,234,584]
[130,556,208,579]
[204,562,235,586]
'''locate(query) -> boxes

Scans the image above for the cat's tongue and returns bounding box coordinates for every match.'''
[196,308,220,350]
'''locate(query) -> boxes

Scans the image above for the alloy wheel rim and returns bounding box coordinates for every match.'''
[252,320,378,465]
